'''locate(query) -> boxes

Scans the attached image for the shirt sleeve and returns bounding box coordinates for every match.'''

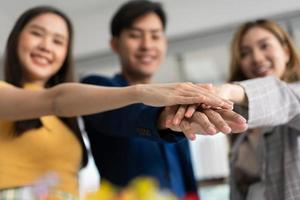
[237,76,300,131]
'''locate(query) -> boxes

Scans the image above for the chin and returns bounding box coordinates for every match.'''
[143,70,157,77]
[144,66,159,73]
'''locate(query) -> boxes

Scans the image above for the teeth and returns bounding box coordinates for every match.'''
[32,55,50,65]
[138,56,154,64]
[257,67,268,73]
[254,65,271,75]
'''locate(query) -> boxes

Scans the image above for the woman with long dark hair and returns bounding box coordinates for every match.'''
[0,6,231,199]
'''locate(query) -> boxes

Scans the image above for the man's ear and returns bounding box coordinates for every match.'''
[110,37,119,53]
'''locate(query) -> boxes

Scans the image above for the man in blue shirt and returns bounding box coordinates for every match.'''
[82,0,246,198]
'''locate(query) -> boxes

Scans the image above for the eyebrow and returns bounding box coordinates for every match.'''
[128,26,164,34]
[257,37,270,43]
[241,37,270,49]
[28,24,67,40]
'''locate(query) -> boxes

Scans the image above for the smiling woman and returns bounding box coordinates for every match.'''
[0,6,88,200]
[212,19,300,200]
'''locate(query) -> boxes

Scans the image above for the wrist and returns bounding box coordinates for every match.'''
[128,84,142,104]
[231,84,247,105]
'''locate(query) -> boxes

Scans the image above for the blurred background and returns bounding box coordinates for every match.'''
[1,0,300,199]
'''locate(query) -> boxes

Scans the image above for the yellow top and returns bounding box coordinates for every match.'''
[0,81,82,195]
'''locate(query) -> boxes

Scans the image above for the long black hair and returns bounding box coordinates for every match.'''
[4,5,88,167]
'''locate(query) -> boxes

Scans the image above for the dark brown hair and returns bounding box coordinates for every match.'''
[4,5,87,167]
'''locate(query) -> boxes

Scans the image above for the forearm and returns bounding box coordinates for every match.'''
[52,83,139,117]
[0,83,139,120]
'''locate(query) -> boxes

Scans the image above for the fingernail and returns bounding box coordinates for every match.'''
[207,126,216,134]
[222,125,231,134]
[185,112,192,118]
[173,118,179,125]
[189,134,196,141]
[237,116,247,123]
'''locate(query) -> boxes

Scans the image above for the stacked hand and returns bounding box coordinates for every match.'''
[156,83,248,140]
[138,82,233,108]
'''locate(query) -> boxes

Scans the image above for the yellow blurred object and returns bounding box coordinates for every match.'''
[84,177,178,200]
[128,177,158,200]
[85,181,116,200]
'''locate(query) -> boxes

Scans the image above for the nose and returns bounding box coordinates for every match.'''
[252,49,264,65]
[140,34,152,51]
[37,36,52,53]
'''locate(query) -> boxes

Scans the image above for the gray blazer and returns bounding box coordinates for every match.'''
[230,76,300,200]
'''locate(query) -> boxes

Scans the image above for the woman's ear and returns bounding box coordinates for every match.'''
[283,44,291,64]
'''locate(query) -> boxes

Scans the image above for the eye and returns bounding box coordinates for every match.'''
[128,32,141,39]
[152,34,161,40]
[53,38,65,46]
[260,42,270,50]
[30,30,43,37]
[240,50,250,58]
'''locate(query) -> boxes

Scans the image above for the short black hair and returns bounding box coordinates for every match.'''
[110,0,167,37]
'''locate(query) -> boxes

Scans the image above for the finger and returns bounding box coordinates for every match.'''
[177,95,232,110]
[174,83,235,110]
[168,124,182,132]
[185,104,198,118]
[165,120,183,132]
[174,87,233,109]
[173,105,187,125]
[179,119,197,140]
[223,99,234,110]
[192,84,233,109]
[225,120,248,133]
[215,109,247,124]
[191,112,217,135]
[194,92,233,110]
[163,106,179,127]
[214,109,248,133]
[175,83,233,109]
[201,103,211,109]
[196,83,214,91]
[203,109,231,134]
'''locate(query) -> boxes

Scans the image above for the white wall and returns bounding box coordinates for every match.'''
[1,0,300,58]
[72,0,300,57]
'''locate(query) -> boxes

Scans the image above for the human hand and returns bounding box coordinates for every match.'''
[157,106,201,140]
[203,83,247,105]
[196,83,232,100]
[158,106,247,140]
[177,83,247,120]
[136,82,233,109]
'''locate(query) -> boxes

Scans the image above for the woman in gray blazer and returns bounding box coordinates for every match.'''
[216,19,300,200]
[155,19,300,200]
